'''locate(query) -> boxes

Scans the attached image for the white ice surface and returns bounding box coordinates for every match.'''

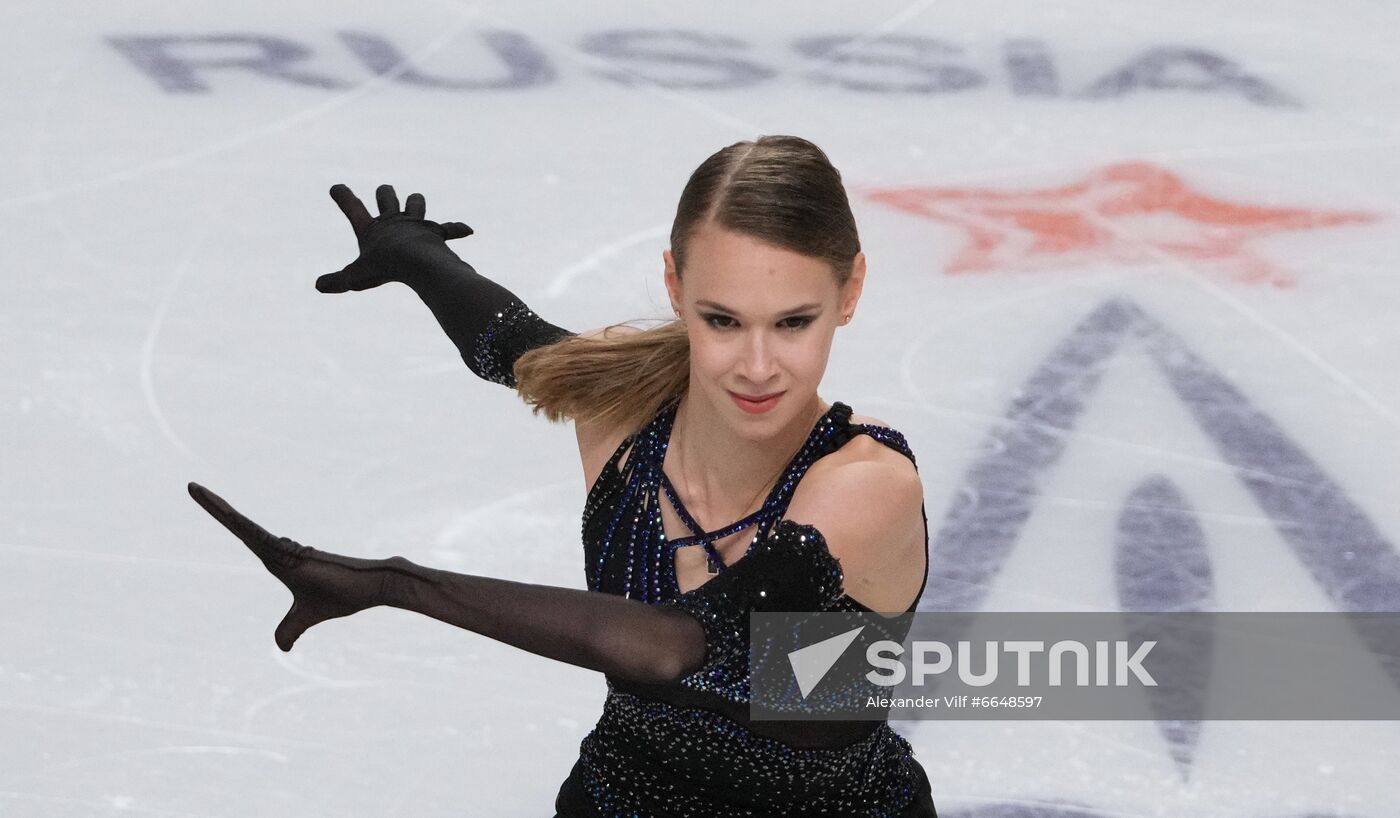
[4,2,1400,816]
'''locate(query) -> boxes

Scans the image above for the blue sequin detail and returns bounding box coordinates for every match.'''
[570,399,932,817]
[470,299,557,387]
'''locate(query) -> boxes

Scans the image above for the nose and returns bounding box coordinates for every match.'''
[736,329,779,384]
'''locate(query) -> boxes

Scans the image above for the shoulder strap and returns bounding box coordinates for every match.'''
[847,422,918,469]
[764,410,920,518]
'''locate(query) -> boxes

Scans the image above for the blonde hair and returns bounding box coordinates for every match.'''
[513,135,861,435]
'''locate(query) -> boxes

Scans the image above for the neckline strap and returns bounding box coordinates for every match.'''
[658,472,707,537]
[656,400,853,552]
[665,505,784,550]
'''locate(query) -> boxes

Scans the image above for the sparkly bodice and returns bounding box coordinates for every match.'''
[581,399,927,610]
[561,399,936,818]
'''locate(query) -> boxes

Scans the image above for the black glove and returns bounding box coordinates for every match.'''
[187,481,703,680]
[185,482,851,693]
[316,184,576,388]
[187,481,389,651]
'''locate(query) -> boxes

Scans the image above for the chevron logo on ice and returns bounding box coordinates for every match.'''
[788,626,866,698]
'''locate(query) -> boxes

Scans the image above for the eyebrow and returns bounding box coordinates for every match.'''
[695,300,823,317]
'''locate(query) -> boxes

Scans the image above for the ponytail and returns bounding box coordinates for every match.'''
[514,319,689,434]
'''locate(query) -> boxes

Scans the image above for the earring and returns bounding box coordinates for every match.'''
[843,313,851,324]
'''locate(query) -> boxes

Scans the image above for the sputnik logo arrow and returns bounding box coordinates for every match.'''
[788,625,866,698]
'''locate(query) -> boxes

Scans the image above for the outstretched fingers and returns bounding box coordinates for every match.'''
[329,184,373,234]
[438,221,474,240]
[375,184,401,216]
[188,482,322,652]
[403,190,472,237]
[187,482,291,567]
[314,268,351,294]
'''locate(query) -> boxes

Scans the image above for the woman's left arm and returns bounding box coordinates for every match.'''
[187,482,704,683]
[781,457,927,614]
[185,471,916,686]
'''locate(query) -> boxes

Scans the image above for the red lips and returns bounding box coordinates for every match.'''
[729,390,784,414]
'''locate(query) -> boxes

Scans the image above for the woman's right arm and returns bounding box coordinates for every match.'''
[318,183,575,389]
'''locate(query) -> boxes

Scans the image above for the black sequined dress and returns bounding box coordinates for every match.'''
[554,399,936,817]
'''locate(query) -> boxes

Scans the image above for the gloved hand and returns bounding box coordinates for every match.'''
[316,183,474,293]
[311,183,575,388]
[188,481,402,651]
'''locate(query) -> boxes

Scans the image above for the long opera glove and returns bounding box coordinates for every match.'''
[315,183,575,388]
[187,483,843,684]
[187,482,700,681]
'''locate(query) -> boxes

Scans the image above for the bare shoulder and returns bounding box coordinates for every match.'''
[795,421,922,516]
[785,410,926,612]
[574,324,645,492]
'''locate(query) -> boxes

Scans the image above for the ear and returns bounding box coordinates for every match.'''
[663,249,683,315]
[839,252,866,318]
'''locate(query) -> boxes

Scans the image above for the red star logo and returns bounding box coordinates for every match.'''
[858,162,1378,287]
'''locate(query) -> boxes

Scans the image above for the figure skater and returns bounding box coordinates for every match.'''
[187,135,937,816]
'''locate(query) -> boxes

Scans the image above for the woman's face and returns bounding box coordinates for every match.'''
[664,222,864,439]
